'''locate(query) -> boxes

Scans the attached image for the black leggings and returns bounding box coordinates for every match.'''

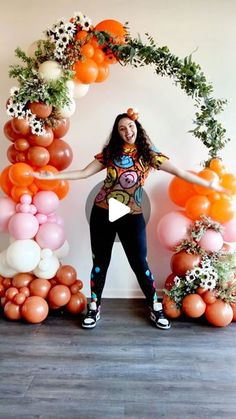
[89,205,158,306]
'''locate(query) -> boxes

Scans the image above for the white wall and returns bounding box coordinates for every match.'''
[1,0,236,299]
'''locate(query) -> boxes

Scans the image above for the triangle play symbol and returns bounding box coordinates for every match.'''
[108,198,131,222]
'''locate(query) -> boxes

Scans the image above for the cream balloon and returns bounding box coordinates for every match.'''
[33,255,60,279]
[73,81,90,99]
[66,80,75,95]
[6,239,41,272]
[58,98,76,118]
[38,60,62,82]
[0,251,18,277]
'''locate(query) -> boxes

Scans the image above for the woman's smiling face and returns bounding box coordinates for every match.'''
[118,117,137,145]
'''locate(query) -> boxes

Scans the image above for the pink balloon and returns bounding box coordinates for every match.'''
[35,222,65,250]
[19,203,31,213]
[8,213,39,239]
[20,194,32,204]
[33,191,59,215]
[35,213,48,224]
[199,229,223,252]
[223,218,236,242]
[157,211,192,251]
[0,197,16,232]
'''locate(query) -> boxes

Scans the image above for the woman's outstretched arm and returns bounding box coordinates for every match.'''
[159,160,226,193]
[33,159,105,181]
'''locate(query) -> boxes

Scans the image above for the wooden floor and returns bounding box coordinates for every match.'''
[0,298,236,419]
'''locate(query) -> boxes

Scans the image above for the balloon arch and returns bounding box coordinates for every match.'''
[0,11,236,326]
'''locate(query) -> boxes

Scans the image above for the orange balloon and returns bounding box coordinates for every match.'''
[104,52,117,65]
[210,197,235,223]
[21,296,49,323]
[66,292,87,314]
[48,285,71,307]
[220,173,236,194]
[230,303,236,321]
[2,278,12,289]
[74,58,98,84]
[28,102,52,118]
[93,48,105,64]
[170,250,201,276]
[202,290,217,305]
[14,138,30,152]
[0,165,13,196]
[81,43,95,58]
[182,294,206,318]
[34,165,60,191]
[7,144,18,163]
[168,175,196,207]
[29,278,51,298]
[194,169,219,195]
[5,287,18,301]
[11,186,33,202]
[162,296,181,318]
[196,287,207,296]
[95,19,126,44]
[56,265,77,286]
[76,30,90,42]
[11,117,30,136]
[53,179,69,200]
[29,126,54,147]
[95,62,110,83]
[205,300,233,326]
[19,286,30,297]
[185,195,211,220]
[207,191,221,204]
[209,158,226,176]
[13,292,26,306]
[4,301,21,320]
[9,162,34,187]
[70,280,83,294]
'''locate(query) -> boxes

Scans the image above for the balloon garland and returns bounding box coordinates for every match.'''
[0,10,235,325]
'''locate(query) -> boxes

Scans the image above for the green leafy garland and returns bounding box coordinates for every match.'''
[8,19,230,159]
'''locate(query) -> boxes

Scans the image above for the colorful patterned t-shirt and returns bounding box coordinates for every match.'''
[94,144,169,214]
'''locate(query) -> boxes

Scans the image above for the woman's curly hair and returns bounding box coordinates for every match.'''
[102,113,154,165]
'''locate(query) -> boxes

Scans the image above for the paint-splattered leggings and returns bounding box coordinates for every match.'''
[89,204,158,307]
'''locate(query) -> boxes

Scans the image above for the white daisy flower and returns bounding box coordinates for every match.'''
[185,272,196,283]
[205,278,216,291]
[73,11,85,25]
[174,276,181,287]
[10,86,19,96]
[200,271,210,281]
[6,102,16,117]
[81,17,92,31]
[210,271,218,281]
[64,22,76,36]
[192,267,202,276]
[58,33,70,46]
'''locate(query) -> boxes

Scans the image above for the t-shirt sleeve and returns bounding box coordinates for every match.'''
[149,145,169,170]
[94,152,106,166]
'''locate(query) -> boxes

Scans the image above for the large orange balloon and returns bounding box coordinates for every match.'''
[66,292,87,314]
[185,195,211,220]
[95,19,126,44]
[56,265,77,286]
[162,295,181,318]
[182,294,206,318]
[95,63,110,83]
[74,58,98,84]
[29,278,51,298]
[170,250,201,276]
[0,165,13,195]
[47,139,73,170]
[11,185,33,202]
[168,175,196,207]
[194,169,219,195]
[220,173,236,194]
[205,300,233,326]
[21,296,49,323]
[9,162,34,187]
[34,165,60,190]
[48,285,71,307]
[209,158,226,176]
[210,197,235,223]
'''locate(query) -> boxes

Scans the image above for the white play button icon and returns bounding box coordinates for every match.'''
[108,198,131,222]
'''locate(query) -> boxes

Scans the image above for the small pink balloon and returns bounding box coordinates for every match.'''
[35,213,48,224]
[20,194,32,204]
[223,218,236,243]
[29,204,37,215]
[47,213,57,223]
[157,211,192,251]
[19,203,31,213]
[33,191,59,215]
[35,222,65,250]
[8,213,39,240]
[199,229,223,252]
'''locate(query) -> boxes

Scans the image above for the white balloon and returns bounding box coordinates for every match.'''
[66,80,75,94]
[58,98,76,118]
[0,251,18,277]
[38,60,62,82]
[73,81,90,99]
[41,248,53,259]
[54,240,70,259]
[6,239,41,272]
[33,255,60,279]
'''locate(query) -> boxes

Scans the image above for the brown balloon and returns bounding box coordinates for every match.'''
[13,292,26,306]
[27,146,50,167]
[52,118,70,138]
[28,102,52,118]
[170,250,201,277]
[66,292,87,314]
[14,138,30,151]
[70,279,83,294]
[21,296,49,323]
[12,273,34,289]
[7,144,18,163]
[56,265,77,286]
[29,278,51,298]
[48,285,71,307]
[29,126,54,147]
[11,117,30,136]
[3,120,20,142]
[4,301,21,320]
[47,139,73,170]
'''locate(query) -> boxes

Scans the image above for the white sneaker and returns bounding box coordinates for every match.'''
[150,302,171,330]
[82,302,101,329]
